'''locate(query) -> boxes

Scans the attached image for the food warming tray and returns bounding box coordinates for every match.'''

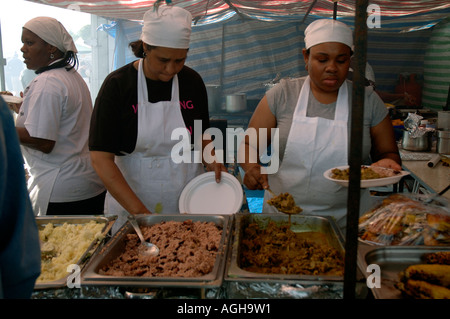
[35,215,117,290]
[357,245,450,299]
[225,213,345,284]
[82,214,232,288]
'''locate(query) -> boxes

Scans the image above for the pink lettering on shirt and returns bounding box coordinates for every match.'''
[180,100,194,110]
[131,104,138,113]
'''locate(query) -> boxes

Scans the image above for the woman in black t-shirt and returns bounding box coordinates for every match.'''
[89,59,210,155]
[89,6,226,230]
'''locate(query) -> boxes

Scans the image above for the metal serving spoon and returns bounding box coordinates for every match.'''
[127,214,159,257]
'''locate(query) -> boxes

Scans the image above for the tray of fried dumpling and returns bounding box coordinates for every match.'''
[358,246,450,299]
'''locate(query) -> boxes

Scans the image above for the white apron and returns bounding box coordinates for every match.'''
[105,59,204,231]
[22,149,95,216]
[22,148,60,216]
[264,76,370,229]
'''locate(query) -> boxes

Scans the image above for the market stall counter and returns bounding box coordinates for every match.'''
[32,195,449,299]
[32,212,363,299]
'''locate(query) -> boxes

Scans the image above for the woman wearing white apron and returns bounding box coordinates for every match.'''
[15,17,105,216]
[103,60,205,231]
[239,19,401,231]
[90,6,226,232]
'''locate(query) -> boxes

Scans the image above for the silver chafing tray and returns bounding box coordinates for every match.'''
[225,213,345,285]
[82,214,232,288]
[35,215,117,290]
[358,244,450,299]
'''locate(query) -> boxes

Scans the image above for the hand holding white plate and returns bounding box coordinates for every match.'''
[1,94,23,104]
[179,171,243,214]
[323,165,410,188]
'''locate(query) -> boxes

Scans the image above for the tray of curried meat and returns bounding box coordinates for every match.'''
[225,213,345,285]
[82,214,232,288]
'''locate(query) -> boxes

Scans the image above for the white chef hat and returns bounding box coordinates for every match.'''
[140,6,192,49]
[304,19,353,50]
[23,17,78,53]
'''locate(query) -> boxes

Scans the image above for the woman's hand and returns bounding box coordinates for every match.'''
[16,127,55,153]
[242,164,269,190]
[8,101,22,114]
[371,158,402,171]
[205,162,228,183]
[0,91,22,114]
[90,151,152,215]
[370,115,402,170]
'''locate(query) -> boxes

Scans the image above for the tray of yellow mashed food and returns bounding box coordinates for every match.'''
[35,215,117,289]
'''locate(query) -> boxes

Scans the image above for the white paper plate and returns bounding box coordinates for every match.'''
[323,165,410,188]
[179,171,243,215]
[1,95,23,104]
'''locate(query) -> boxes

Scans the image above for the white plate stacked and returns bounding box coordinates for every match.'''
[179,172,243,214]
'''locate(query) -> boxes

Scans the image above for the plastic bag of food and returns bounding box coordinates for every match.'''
[358,193,450,246]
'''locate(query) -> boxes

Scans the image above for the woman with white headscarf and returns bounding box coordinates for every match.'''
[89,5,226,231]
[15,17,106,216]
[239,19,401,231]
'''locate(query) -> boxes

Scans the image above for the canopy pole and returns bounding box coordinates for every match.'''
[223,0,247,20]
[0,19,6,91]
[300,0,318,25]
[333,1,338,19]
[344,0,368,299]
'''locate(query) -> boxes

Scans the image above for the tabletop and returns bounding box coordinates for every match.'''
[402,157,450,199]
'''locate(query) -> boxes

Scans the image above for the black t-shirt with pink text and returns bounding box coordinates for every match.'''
[89,62,210,155]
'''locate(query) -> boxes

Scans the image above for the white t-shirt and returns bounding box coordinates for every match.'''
[16,67,105,202]
[266,76,388,164]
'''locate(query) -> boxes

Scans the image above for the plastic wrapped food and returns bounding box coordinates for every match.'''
[358,194,450,246]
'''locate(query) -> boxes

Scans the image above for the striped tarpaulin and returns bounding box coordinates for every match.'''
[422,17,450,109]
[29,0,449,107]
[26,0,450,30]
[106,14,436,105]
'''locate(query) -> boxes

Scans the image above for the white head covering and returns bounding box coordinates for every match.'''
[140,6,192,49]
[23,17,77,53]
[304,19,353,50]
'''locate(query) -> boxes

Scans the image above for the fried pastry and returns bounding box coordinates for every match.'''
[396,279,450,299]
[402,264,450,288]
[423,252,450,265]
